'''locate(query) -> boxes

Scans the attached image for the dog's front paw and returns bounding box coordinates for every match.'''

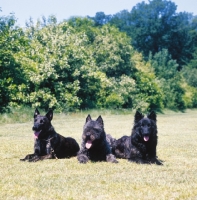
[77,154,89,164]
[20,154,35,161]
[28,155,41,162]
[106,154,118,163]
[149,157,163,165]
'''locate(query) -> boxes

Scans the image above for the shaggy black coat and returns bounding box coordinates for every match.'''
[20,108,80,162]
[77,115,118,164]
[112,111,162,165]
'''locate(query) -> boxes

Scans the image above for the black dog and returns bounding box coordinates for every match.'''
[20,108,80,162]
[112,111,162,165]
[77,115,118,164]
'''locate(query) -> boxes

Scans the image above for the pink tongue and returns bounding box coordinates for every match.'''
[144,136,149,141]
[86,140,92,149]
[34,132,40,139]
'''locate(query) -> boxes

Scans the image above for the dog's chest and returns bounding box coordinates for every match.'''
[87,147,106,161]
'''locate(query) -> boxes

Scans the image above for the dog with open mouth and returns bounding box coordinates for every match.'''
[77,115,118,164]
[112,111,162,165]
[20,108,80,162]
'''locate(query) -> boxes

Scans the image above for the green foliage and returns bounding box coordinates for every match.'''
[0,14,28,112]
[92,25,134,78]
[131,52,163,112]
[99,75,136,109]
[1,11,196,112]
[14,18,151,111]
[182,49,197,87]
[16,18,91,111]
[14,18,135,110]
[134,71,163,112]
[181,48,197,108]
[149,49,187,110]
[108,0,196,68]
[182,68,197,88]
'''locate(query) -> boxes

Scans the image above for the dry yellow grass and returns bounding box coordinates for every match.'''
[0,109,197,199]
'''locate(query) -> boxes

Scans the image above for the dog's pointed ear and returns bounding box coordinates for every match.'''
[46,109,53,121]
[34,108,40,118]
[147,111,156,121]
[134,111,144,123]
[96,115,104,127]
[86,114,92,123]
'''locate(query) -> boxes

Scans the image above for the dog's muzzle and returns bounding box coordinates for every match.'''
[32,126,42,139]
[143,134,150,142]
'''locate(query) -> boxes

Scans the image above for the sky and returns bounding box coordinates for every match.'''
[1,0,197,27]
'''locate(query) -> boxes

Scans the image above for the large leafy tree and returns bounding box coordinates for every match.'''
[16,17,99,111]
[0,13,27,112]
[149,49,187,110]
[108,0,196,68]
[69,20,163,111]
[182,48,197,103]
[0,13,192,112]
[16,17,163,111]
[88,12,112,26]
[91,24,135,78]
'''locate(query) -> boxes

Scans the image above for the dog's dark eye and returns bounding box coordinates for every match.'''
[93,128,100,133]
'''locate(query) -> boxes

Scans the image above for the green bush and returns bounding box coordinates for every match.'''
[1,15,196,113]
[149,49,187,110]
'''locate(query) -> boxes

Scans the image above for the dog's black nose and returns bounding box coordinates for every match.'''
[86,133,91,140]
[32,126,39,131]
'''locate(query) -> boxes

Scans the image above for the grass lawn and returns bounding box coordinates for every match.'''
[0,109,197,200]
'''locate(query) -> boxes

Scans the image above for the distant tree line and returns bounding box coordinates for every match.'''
[0,0,197,113]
